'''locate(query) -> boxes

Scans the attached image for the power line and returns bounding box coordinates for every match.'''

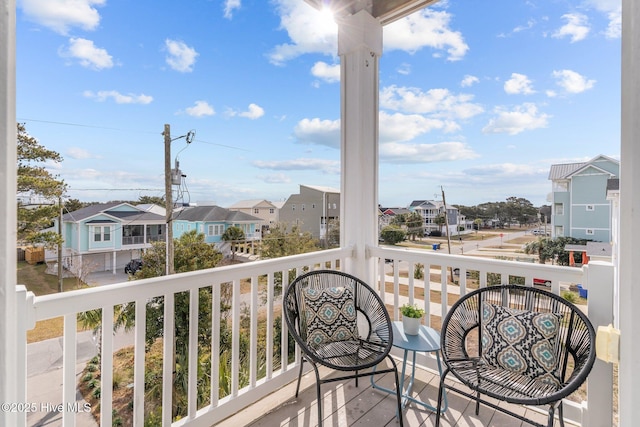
[18,117,251,151]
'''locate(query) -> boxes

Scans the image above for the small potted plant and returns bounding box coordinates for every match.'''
[401,303,425,335]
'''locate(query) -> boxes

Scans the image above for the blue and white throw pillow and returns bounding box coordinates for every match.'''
[302,286,358,348]
[481,302,561,387]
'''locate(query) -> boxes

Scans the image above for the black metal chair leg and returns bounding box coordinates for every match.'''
[312,365,323,427]
[558,401,565,427]
[435,369,449,427]
[295,358,305,398]
[546,404,556,427]
[389,358,404,427]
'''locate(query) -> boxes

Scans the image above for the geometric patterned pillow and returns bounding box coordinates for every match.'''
[302,286,358,348]
[481,302,562,387]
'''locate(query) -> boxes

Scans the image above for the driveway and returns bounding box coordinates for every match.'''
[85,270,130,286]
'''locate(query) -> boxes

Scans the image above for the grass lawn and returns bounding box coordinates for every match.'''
[17,261,89,343]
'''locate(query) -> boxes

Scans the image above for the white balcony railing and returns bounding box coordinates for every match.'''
[16,245,615,427]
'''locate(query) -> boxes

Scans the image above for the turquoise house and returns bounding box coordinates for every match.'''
[55,202,166,274]
[549,155,619,241]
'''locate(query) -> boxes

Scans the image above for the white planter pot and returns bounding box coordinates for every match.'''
[402,316,421,335]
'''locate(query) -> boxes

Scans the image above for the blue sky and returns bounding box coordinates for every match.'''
[16,0,621,208]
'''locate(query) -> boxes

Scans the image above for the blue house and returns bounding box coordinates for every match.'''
[172,205,263,254]
[549,155,619,241]
[55,202,166,274]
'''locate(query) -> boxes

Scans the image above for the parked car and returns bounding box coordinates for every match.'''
[124,259,143,275]
[533,278,551,287]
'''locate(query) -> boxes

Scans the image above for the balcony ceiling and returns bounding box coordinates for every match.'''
[304,0,441,25]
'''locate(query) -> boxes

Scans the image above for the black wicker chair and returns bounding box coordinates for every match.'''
[283,270,404,427]
[435,285,596,427]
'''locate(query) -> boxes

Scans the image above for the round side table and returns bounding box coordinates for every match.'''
[371,321,448,413]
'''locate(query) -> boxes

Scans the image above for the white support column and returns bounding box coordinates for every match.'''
[0,1,18,426]
[337,10,382,283]
[619,1,640,426]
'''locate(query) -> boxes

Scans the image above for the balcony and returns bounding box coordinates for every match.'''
[18,244,614,427]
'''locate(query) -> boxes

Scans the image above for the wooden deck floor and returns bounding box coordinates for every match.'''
[217,361,575,427]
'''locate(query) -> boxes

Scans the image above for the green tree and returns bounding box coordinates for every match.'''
[380,225,405,245]
[326,218,340,248]
[222,226,246,261]
[434,213,447,234]
[523,236,589,265]
[17,123,66,246]
[138,195,165,206]
[63,198,86,213]
[259,223,319,259]
[406,211,423,241]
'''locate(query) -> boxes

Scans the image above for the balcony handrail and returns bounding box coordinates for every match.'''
[31,247,353,322]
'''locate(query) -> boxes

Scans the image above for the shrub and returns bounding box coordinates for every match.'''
[562,291,579,304]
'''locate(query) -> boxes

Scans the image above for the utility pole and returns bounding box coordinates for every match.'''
[164,124,175,275]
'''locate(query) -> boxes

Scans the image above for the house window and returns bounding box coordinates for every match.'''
[586,229,595,235]
[209,225,224,235]
[254,208,259,214]
[292,204,296,211]
[586,205,595,211]
[93,226,111,242]
[555,225,564,237]
[312,204,316,209]
[302,204,305,211]
[269,208,274,214]
[554,203,564,216]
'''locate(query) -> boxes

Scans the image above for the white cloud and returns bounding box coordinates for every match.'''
[165,39,198,72]
[397,63,412,76]
[460,75,479,87]
[83,90,153,104]
[256,173,291,184]
[552,69,596,94]
[380,85,484,120]
[60,38,113,70]
[311,61,340,83]
[384,9,468,61]
[20,0,104,35]
[239,103,265,119]
[504,73,535,95]
[586,0,621,39]
[552,13,590,43]
[482,103,550,135]
[293,118,340,148]
[253,158,339,174]
[223,0,241,19]
[185,101,215,118]
[380,141,478,164]
[268,0,338,65]
[67,147,99,159]
[380,111,456,143]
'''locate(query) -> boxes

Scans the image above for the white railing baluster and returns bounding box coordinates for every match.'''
[188,288,198,418]
[162,293,174,426]
[133,299,145,427]
[280,269,289,373]
[100,306,113,427]
[62,313,76,427]
[231,279,240,397]
[266,272,274,380]
[249,276,258,388]
[211,283,220,408]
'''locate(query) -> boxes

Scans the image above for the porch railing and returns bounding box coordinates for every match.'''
[16,244,614,427]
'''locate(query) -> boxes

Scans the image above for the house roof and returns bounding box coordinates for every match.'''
[301,184,340,193]
[409,200,444,209]
[548,154,620,180]
[63,202,165,223]
[379,207,411,215]
[228,199,276,209]
[173,206,262,223]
